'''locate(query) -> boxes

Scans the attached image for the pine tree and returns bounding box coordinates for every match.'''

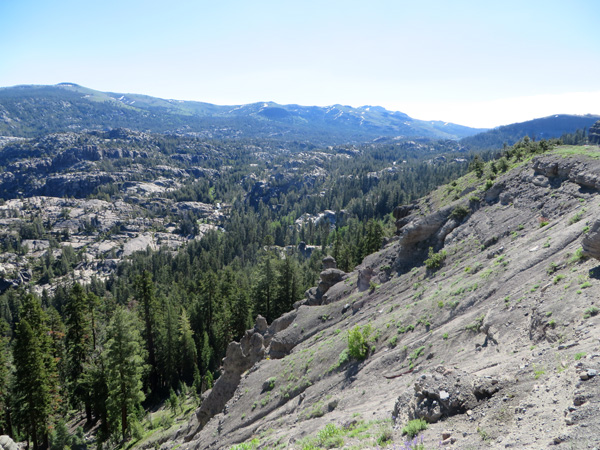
[0,319,11,435]
[229,288,251,340]
[178,309,197,385]
[253,256,276,322]
[199,331,213,375]
[64,283,93,418]
[13,319,51,450]
[275,257,300,318]
[135,271,158,393]
[157,299,178,389]
[13,294,58,450]
[104,306,146,441]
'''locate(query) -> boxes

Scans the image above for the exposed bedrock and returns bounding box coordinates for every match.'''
[186,324,265,439]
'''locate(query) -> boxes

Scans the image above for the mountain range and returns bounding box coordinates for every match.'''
[0,83,483,143]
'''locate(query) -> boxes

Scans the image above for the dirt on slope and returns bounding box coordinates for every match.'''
[161,146,600,450]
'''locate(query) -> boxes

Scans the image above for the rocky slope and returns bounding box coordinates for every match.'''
[160,146,600,450]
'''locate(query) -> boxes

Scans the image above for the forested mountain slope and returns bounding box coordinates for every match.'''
[171,142,600,450]
[461,114,600,150]
[0,127,476,450]
[0,84,483,142]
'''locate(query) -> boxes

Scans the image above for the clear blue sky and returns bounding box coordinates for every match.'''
[1,0,599,128]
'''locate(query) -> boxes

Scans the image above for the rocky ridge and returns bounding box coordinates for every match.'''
[161,146,600,450]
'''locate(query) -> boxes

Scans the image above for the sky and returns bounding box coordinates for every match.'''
[1,0,599,128]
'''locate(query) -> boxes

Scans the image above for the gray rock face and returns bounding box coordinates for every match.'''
[188,323,265,438]
[357,266,375,292]
[398,206,453,247]
[303,258,347,305]
[393,204,416,231]
[254,315,268,334]
[0,435,18,450]
[322,256,337,270]
[533,155,600,191]
[318,268,346,295]
[582,218,600,260]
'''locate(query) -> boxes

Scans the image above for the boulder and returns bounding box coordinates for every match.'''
[318,268,346,295]
[254,315,268,334]
[322,256,337,270]
[582,218,600,260]
[398,206,453,247]
[357,266,375,292]
[393,204,416,232]
[0,436,18,450]
[393,367,501,425]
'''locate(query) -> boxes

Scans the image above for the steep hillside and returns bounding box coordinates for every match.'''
[161,145,600,450]
[0,84,483,142]
[461,114,600,150]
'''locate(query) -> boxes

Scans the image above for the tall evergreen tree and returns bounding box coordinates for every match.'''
[13,319,51,450]
[275,257,300,318]
[178,309,197,385]
[230,288,251,340]
[0,319,11,436]
[157,299,178,390]
[104,307,146,441]
[13,294,59,450]
[64,283,92,418]
[135,271,158,393]
[253,256,276,322]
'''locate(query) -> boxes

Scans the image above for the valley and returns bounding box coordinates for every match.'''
[0,84,598,450]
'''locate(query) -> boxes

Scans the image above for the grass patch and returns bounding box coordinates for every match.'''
[465,314,484,332]
[228,439,260,450]
[401,419,428,439]
[583,306,599,319]
[552,145,600,159]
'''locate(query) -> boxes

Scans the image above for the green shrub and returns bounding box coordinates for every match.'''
[449,205,469,221]
[583,306,599,319]
[465,314,484,332]
[316,423,344,448]
[401,419,428,438]
[408,346,425,368]
[425,247,446,271]
[348,324,373,360]
[547,262,558,274]
[569,247,588,264]
[264,377,276,391]
[574,352,586,361]
[376,423,393,446]
[569,212,584,224]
